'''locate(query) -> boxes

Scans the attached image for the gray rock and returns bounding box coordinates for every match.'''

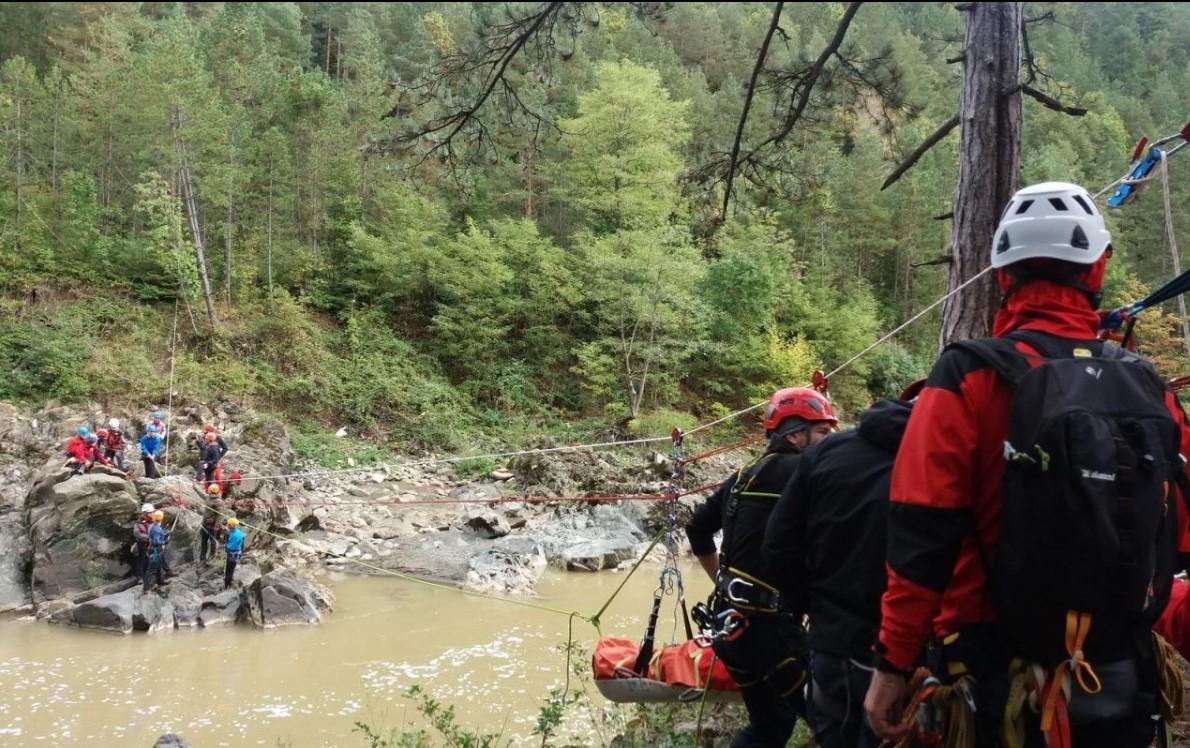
[198,589,242,627]
[0,513,30,613]
[168,587,203,628]
[245,572,333,628]
[558,540,638,572]
[448,483,501,501]
[490,468,514,481]
[463,510,511,539]
[70,589,135,633]
[133,593,175,633]
[466,549,545,595]
[153,733,191,748]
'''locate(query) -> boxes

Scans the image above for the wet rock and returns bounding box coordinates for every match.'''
[490,468,514,481]
[168,587,203,628]
[463,510,511,539]
[70,588,136,633]
[245,572,333,628]
[0,512,30,613]
[133,594,175,634]
[153,734,192,748]
[199,589,242,627]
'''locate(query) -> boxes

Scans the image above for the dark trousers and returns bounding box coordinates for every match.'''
[133,541,149,579]
[142,456,159,479]
[808,652,880,748]
[142,554,164,592]
[224,552,240,588]
[200,529,217,563]
[711,613,808,747]
[106,449,125,471]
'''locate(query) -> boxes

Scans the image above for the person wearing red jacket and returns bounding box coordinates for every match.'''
[64,428,92,475]
[865,182,1190,747]
[1153,579,1190,662]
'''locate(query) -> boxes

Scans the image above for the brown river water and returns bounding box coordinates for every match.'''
[0,563,714,747]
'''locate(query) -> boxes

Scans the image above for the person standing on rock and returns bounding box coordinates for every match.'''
[198,431,224,488]
[146,411,167,440]
[223,517,244,589]
[143,510,168,593]
[105,418,127,472]
[132,503,154,580]
[685,387,837,748]
[200,485,224,565]
[90,430,113,469]
[140,423,164,479]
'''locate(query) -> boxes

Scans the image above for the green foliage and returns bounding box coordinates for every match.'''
[2,2,1189,442]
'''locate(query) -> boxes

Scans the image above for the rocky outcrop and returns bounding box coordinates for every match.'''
[27,469,140,604]
[199,588,243,627]
[70,588,136,633]
[153,733,192,748]
[245,572,333,628]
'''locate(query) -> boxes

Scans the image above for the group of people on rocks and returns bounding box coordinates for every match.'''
[62,413,246,590]
[133,501,245,592]
[686,182,1190,748]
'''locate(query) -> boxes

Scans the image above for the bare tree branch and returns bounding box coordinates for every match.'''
[1019,84,1088,115]
[911,252,954,268]
[934,211,954,221]
[719,2,785,224]
[881,114,960,190]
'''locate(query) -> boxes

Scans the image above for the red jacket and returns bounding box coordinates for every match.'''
[65,436,90,462]
[88,444,110,466]
[1154,579,1190,661]
[878,279,1190,672]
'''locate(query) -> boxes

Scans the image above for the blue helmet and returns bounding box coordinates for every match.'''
[77,426,90,437]
[151,411,163,420]
[146,424,158,434]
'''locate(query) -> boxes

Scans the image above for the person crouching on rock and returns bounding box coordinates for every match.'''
[132,503,154,580]
[140,423,163,479]
[224,517,244,589]
[64,426,93,475]
[143,510,169,593]
[200,485,224,565]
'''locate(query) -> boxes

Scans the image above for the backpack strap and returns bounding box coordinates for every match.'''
[944,337,1034,390]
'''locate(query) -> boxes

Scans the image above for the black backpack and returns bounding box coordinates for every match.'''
[950,330,1182,666]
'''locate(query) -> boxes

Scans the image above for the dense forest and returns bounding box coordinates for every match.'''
[2,2,1189,452]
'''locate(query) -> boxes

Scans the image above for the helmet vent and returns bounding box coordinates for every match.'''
[996,231,1011,254]
[1015,199,1034,215]
[1048,197,1069,211]
[1070,224,1090,250]
[1072,195,1095,215]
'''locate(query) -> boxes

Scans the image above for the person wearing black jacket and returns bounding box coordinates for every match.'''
[686,387,837,748]
[762,395,914,748]
[194,424,229,482]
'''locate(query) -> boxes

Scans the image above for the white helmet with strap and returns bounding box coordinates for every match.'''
[991,182,1111,268]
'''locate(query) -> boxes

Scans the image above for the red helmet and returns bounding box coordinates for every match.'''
[202,424,216,433]
[762,387,837,434]
[96,429,109,439]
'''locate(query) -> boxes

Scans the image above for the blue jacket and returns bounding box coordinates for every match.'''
[149,523,168,560]
[139,434,163,458]
[225,527,245,555]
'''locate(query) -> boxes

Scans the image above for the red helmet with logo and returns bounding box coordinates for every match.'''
[762,387,837,434]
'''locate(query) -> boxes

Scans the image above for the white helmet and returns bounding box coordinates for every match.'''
[109,418,120,430]
[140,503,154,514]
[991,182,1111,269]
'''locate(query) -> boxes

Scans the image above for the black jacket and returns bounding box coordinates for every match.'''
[685,441,802,585]
[199,442,223,467]
[762,399,912,658]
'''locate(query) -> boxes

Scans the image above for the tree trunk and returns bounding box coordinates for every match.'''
[172,109,220,329]
[939,2,1023,348]
[14,96,22,248]
[523,148,535,219]
[225,193,234,304]
[267,160,274,296]
[51,105,60,219]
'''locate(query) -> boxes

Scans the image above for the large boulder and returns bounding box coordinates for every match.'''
[0,511,30,613]
[466,549,545,595]
[244,572,333,628]
[198,589,242,627]
[463,509,511,539]
[153,734,191,748]
[69,588,135,634]
[27,470,140,604]
[168,587,203,628]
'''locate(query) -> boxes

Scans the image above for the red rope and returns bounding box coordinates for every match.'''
[680,434,763,466]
